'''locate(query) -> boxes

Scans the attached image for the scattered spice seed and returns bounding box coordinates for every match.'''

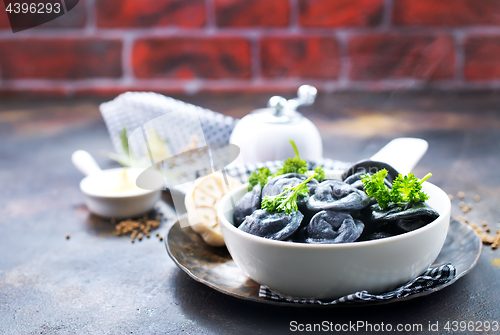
[131,230,138,243]
[474,195,481,202]
[448,194,454,201]
[113,215,162,244]
[464,219,500,249]
[156,233,160,237]
[482,221,488,227]
[482,235,495,245]
[66,234,70,240]
[459,201,466,208]
[457,191,465,199]
[492,233,500,249]
[462,204,472,213]
[159,237,163,242]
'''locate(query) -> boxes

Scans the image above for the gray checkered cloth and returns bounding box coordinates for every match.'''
[223,159,350,184]
[100,92,238,158]
[259,263,456,305]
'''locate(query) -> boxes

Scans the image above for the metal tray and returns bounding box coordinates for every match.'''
[166,217,482,307]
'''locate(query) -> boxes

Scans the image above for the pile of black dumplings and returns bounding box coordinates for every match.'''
[233,161,440,244]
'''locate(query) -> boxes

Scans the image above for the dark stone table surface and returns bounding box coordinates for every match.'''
[1,92,500,334]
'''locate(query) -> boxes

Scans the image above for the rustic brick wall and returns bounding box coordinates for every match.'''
[1,0,500,97]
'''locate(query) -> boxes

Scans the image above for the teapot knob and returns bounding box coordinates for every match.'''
[297,85,317,105]
[267,96,287,116]
[286,85,317,111]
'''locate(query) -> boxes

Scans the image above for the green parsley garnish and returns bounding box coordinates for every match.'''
[120,128,130,156]
[274,139,308,175]
[391,172,431,205]
[361,169,432,210]
[261,174,316,214]
[361,169,391,209]
[248,167,272,191]
[247,140,325,191]
[314,166,326,182]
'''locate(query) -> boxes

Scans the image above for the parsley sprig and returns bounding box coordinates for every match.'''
[261,174,315,214]
[248,167,272,191]
[274,140,308,175]
[361,169,432,210]
[391,173,431,205]
[361,169,392,209]
[314,166,326,182]
[247,140,325,191]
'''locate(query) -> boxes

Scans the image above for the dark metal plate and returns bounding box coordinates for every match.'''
[165,217,482,307]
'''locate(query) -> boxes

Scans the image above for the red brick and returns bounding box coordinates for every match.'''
[260,37,339,79]
[0,3,10,29]
[96,0,205,28]
[0,39,122,79]
[132,38,252,79]
[348,34,455,80]
[465,36,500,80]
[299,0,384,27]
[215,0,289,27]
[393,0,500,26]
[0,88,70,98]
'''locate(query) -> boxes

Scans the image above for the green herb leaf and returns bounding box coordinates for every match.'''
[120,128,130,156]
[314,166,326,182]
[391,173,431,204]
[248,167,272,191]
[261,174,315,214]
[274,139,308,175]
[361,169,391,209]
[361,169,432,209]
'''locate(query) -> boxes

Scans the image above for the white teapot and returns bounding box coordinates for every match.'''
[229,85,323,164]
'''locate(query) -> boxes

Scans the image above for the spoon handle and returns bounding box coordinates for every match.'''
[71,150,102,176]
[370,138,428,175]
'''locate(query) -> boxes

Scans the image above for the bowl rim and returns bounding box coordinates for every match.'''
[79,167,159,199]
[218,181,450,249]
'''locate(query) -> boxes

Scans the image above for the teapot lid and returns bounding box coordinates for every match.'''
[249,85,317,124]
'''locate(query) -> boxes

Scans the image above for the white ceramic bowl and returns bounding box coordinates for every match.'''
[80,167,161,219]
[218,182,451,300]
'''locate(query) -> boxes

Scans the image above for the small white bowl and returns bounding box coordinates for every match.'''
[80,167,161,219]
[218,182,450,300]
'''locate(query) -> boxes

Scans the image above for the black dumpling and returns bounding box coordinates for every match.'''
[262,173,303,197]
[262,173,318,207]
[342,160,400,183]
[238,209,303,241]
[305,210,364,244]
[233,184,262,228]
[364,202,440,233]
[342,160,399,191]
[307,180,370,212]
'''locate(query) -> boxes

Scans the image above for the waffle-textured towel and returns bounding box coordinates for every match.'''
[259,263,456,305]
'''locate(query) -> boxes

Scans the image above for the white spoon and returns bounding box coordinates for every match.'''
[72,150,161,219]
[71,150,102,176]
[370,137,428,175]
[325,137,428,180]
